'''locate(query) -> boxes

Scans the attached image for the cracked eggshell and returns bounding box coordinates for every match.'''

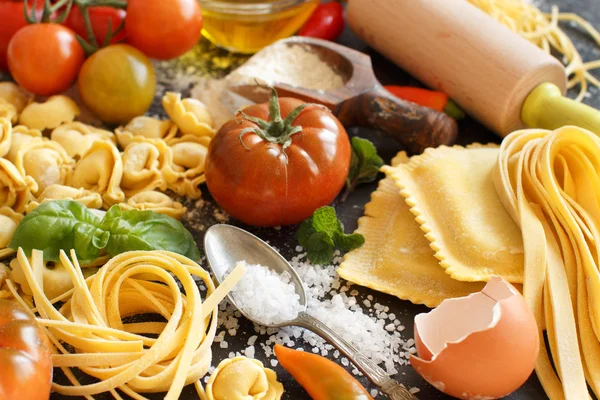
[410,276,538,399]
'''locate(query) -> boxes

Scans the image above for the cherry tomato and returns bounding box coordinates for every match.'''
[7,23,84,96]
[0,1,45,71]
[298,1,345,42]
[65,6,127,46]
[0,299,53,400]
[205,93,351,227]
[78,44,155,124]
[125,0,202,60]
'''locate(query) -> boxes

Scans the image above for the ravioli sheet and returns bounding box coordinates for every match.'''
[387,145,524,283]
[339,153,484,308]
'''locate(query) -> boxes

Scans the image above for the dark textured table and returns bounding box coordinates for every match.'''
[2,0,597,399]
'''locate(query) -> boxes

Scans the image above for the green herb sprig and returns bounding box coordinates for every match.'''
[10,200,200,263]
[298,206,364,265]
[342,137,384,202]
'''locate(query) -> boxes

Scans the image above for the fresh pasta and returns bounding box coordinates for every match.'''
[120,191,187,220]
[121,137,173,198]
[69,140,125,207]
[0,158,37,212]
[115,116,177,149]
[167,135,211,199]
[494,126,600,399]
[205,357,284,400]
[13,140,74,195]
[0,117,11,158]
[163,92,215,138]
[0,207,23,260]
[51,122,115,158]
[19,95,80,131]
[25,185,103,214]
[8,249,245,400]
[468,0,600,101]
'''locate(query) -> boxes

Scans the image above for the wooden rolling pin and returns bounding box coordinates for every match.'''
[348,0,600,136]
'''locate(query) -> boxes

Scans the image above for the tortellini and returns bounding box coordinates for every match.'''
[69,140,124,207]
[51,122,115,158]
[166,135,211,199]
[19,95,80,131]
[0,263,10,299]
[25,185,103,214]
[121,137,172,197]
[206,357,284,400]
[6,125,44,163]
[0,207,23,260]
[163,92,215,138]
[119,190,186,219]
[0,158,37,212]
[14,140,74,195]
[115,116,177,149]
[0,117,11,158]
[0,100,17,124]
[0,82,32,121]
[10,256,99,300]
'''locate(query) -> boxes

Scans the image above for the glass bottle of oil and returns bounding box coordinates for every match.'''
[199,0,320,54]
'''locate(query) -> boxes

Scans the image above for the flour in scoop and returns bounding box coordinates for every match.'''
[228,261,304,326]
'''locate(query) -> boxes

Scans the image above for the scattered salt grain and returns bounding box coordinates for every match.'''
[228,261,304,325]
[270,359,278,367]
[371,389,378,398]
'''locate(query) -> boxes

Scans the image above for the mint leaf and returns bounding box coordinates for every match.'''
[305,231,335,266]
[343,137,384,201]
[10,200,104,262]
[311,206,343,237]
[333,231,365,252]
[297,206,364,265]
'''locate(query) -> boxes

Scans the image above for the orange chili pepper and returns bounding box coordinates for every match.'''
[274,344,374,400]
[384,86,465,120]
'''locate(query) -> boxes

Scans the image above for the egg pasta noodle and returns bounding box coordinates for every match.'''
[494,126,600,399]
[6,249,245,400]
[468,0,600,102]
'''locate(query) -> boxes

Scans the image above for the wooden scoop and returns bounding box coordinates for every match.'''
[227,36,458,154]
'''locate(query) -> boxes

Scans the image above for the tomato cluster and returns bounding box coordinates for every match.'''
[0,0,203,123]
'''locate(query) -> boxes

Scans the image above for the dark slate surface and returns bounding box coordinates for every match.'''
[1,0,597,399]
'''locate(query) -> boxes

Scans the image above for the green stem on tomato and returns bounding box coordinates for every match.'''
[236,88,315,152]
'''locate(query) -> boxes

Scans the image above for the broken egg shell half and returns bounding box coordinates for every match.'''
[410,276,539,399]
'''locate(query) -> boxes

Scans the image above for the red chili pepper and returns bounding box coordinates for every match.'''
[275,344,373,400]
[384,85,465,119]
[298,1,345,42]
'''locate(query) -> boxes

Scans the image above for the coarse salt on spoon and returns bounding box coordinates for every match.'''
[226,36,458,154]
[204,224,417,400]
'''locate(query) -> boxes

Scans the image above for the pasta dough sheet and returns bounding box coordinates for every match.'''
[387,145,524,283]
[339,153,485,308]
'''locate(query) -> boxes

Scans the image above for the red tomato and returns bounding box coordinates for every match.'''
[125,0,202,60]
[205,95,351,227]
[298,1,345,42]
[0,1,45,71]
[65,6,127,46]
[0,299,53,400]
[8,23,84,96]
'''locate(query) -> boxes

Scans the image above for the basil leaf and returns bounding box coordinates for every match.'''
[297,206,364,265]
[105,208,201,260]
[9,200,104,262]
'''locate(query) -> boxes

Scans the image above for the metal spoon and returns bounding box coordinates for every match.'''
[204,224,416,400]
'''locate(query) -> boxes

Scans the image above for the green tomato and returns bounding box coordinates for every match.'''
[78,44,155,125]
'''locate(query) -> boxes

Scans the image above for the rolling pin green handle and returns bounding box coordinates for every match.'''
[522,82,600,134]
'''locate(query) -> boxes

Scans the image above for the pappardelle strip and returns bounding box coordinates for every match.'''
[494,126,600,399]
[7,248,245,400]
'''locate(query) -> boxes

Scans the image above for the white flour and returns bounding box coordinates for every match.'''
[191,43,345,130]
